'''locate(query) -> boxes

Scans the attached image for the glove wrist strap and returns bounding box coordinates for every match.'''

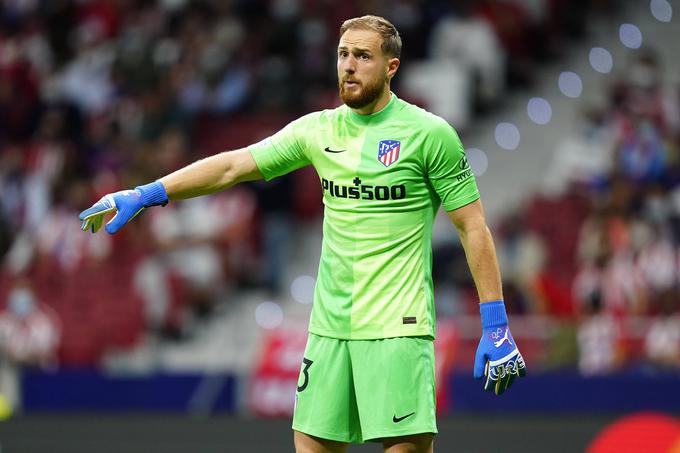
[136,181,169,207]
[480,300,507,329]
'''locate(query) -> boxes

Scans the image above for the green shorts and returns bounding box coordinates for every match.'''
[292,333,437,444]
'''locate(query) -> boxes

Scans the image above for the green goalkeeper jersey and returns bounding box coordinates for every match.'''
[249,94,479,340]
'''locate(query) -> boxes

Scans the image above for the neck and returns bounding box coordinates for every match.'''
[352,86,392,115]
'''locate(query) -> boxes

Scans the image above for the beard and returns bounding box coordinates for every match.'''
[338,74,386,109]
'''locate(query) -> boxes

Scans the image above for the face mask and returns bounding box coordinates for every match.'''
[8,288,34,318]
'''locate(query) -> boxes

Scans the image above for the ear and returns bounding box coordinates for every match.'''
[386,57,400,80]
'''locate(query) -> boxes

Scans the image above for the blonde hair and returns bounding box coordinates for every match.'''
[339,15,402,59]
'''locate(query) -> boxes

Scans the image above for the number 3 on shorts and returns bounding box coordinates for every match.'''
[297,358,314,392]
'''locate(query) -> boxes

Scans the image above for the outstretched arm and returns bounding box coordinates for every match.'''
[448,198,526,395]
[160,148,262,200]
[79,148,262,234]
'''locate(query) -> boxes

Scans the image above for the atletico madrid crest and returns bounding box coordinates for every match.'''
[377,140,400,167]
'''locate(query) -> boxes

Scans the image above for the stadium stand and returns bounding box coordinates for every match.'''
[0,0,678,396]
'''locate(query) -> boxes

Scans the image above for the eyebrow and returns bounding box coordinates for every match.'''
[337,46,373,53]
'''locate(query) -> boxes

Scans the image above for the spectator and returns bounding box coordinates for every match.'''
[495,212,547,314]
[635,219,677,299]
[34,178,112,274]
[0,281,60,412]
[428,2,505,113]
[643,290,680,370]
[576,292,625,375]
[137,185,257,336]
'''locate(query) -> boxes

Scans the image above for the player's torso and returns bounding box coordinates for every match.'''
[302,101,439,339]
[306,107,437,216]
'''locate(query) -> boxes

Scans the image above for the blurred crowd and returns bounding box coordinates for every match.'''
[1,0,664,377]
[483,48,680,375]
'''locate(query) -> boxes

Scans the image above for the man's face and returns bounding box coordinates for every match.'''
[337,28,392,109]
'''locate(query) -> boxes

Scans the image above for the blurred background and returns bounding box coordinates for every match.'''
[0,0,679,451]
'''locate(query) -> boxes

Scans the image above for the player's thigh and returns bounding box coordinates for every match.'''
[350,336,437,442]
[294,430,349,453]
[382,433,434,453]
[293,334,361,443]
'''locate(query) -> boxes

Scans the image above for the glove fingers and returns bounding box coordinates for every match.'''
[485,362,513,395]
[483,362,494,392]
[81,209,112,234]
[79,205,105,221]
[493,366,505,395]
[92,214,104,233]
[81,217,91,232]
[81,214,103,234]
[79,198,115,221]
[495,376,503,395]
[517,352,527,378]
[80,196,116,233]
[496,372,511,395]
[487,352,525,395]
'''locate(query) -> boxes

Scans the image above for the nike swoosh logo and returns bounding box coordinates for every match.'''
[392,412,415,423]
[324,147,346,153]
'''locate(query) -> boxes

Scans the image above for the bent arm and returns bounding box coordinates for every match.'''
[160,148,262,201]
[447,198,503,302]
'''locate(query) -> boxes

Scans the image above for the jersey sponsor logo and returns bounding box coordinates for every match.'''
[324,147,346,153]
[457,155,472,181]
[378,140,401,167]
[392,412,415,423]
[402,317,417,325]
[321,177,406,201]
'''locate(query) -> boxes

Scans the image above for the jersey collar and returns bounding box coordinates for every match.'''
[347,92,397,125]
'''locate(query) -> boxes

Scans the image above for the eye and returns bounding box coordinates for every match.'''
[338,50,348,58]
[360,53,370,60]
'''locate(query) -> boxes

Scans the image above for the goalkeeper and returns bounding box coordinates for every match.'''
[80,15,526,453]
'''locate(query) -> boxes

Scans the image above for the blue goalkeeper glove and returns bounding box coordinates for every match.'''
[79,181,168,234]
[473,300,526,395]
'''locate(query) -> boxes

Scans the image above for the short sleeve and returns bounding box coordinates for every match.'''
[425,119,480,211]
[248,115,313,181]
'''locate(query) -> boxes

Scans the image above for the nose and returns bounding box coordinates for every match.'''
[341,55,356,74]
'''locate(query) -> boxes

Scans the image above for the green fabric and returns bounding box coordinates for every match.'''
[250,94,480,339]
[292,333,437,443]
